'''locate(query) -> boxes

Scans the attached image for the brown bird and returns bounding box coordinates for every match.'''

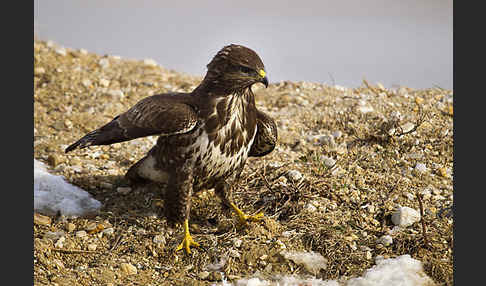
[65,44,277,253]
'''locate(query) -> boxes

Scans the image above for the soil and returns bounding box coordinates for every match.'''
[34,40,453,285]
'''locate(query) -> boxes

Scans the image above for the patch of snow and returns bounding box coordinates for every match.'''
[346,255,435,286]
[34,159,102,217]
[211,254,435,286]
[281,250,328,275]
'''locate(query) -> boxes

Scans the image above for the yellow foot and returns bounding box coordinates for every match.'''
[230,202,264,227]
[175,219,199,254]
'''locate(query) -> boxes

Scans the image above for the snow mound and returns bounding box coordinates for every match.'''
[281,250,328,274]
[213,254,435,286]
[34,159,102,217]
[231,275,339,286]
[346,254,435,286]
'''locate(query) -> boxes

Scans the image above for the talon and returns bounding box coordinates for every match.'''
[230,203,264,226]
[175,219,199,254]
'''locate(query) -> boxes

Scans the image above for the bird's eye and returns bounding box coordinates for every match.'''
[239,66,253,74]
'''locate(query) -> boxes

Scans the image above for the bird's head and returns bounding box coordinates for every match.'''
[203,44,268,94]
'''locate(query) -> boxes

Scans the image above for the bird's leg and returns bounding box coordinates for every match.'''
[215,181,264,227]
[165,163,199,254]
[175,218,199,254]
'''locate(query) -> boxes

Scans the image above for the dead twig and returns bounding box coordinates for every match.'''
[50,248,99,254]
[416,192,429,247]
[110,234,124,251]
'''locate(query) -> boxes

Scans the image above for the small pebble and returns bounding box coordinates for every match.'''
[100,182,113,189]
[120,263,138,275]
[47,154,61,167]
[34,213,52,226]
[400,122,415,133]
[98,58,110,69]
[198,271,210,280]
[304,202,317,212]
[99,78,110,87]
[391,206,421,227]
[287,170,303,182]
[54,237,65,248]
[34,67,45,75]
[332,130,342,139]
[44,231,65,241]
[76,230,87,238]
[66,223,76,233]
[308,134,335,147]
[143,58,158,67]
[81,79,92,88]
[102,227,115,236]
[357,105,374,114]
[233,238,242,248]
[414,163,427,174]
[117,187,132,195]
[107,89,124,99]
[376,235,393,246]
[415,97,424,104]
[87,243,97,251]
[366,251,372,260]
[153,234,166,244]
[320,155,336,168]
[55,47,67,56]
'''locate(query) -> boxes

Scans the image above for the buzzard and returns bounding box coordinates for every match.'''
[65,44,277,254]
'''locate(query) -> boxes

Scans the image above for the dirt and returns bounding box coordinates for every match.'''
[34,40,453,285]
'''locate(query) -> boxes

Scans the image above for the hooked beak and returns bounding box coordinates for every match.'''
[258,69,268,88]
[261,76,269,88]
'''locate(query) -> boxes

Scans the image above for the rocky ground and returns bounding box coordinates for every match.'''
[34,40,453,285]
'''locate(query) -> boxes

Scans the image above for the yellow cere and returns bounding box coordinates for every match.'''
[258,69,266,78]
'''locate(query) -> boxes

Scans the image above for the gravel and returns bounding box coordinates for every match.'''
[33,39,453,286]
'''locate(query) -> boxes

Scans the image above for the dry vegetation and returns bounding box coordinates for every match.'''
[34,40,453,285]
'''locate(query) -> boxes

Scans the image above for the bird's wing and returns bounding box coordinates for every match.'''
[121,94,198,138]
[65,94,198,152]
[249,109,278,157]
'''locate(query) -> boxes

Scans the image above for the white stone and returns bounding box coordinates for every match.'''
[98,58,110,69]
[281,250,328,275]
[332,130,343,139]
[391,206,421,227]
[81,79,92,88]
[287,170,303,182]
[153,234,165,244]
[76,230,87,238]
[414,163,427,173]
[320,155,336,168]
[34,67,45,75]
[99,78,110,87]
[54,236,65,248]
[143,58,158,67]
[117,187,132,195]
[102,227,115,236]
[357,105,374,114]
[107,89,124,99]
[55,47,66,56]
[233,238,243,248]
[400,122,415,133]
[376,235,393,246]
[120,263,137,275]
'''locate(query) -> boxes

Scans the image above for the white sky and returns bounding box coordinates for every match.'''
[34,0,452,89]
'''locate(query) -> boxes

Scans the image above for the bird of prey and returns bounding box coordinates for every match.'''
[65,44,278,254]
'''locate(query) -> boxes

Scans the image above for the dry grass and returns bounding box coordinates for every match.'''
[34,40,453,285]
